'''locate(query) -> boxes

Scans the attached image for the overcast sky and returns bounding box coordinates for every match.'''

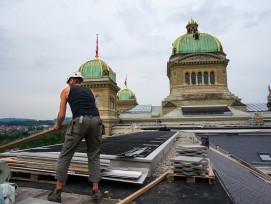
[0,0,270,120]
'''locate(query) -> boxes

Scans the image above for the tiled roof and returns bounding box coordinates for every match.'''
[209,150,271,204]
[125,105,152,113]
[246,103,268,112]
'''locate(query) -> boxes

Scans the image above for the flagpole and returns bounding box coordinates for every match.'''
[124,74,127,89]
[95,34,99,58]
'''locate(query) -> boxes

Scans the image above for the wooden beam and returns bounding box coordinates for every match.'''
[117,171,170,204]
[0,124,68,152]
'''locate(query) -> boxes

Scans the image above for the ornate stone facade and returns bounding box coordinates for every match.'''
[117,99,138,113]
[162,19,246,114]
[82,77,120,136]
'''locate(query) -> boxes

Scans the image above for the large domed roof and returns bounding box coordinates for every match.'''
[172,18,223,55]
[117,88,136,100]
[79,58,116,83]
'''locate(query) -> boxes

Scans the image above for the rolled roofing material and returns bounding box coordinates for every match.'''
[0,160,9,184]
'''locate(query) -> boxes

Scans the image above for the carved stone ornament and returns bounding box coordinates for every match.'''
[181,55,222,62]
[183,93,223,100]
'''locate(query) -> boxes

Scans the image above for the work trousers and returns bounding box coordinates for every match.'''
[56,116,102,183]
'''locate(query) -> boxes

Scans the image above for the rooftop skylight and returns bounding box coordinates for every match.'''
[258,152,271,161]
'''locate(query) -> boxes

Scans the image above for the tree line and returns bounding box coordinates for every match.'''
[0,120,54,126]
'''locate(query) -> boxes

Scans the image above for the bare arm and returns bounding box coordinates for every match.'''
[54,87,69,130]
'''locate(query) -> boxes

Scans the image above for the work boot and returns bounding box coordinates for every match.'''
[91,189,102,203]
[47,189,62,203]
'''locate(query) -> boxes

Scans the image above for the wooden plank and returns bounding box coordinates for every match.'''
[187,176,195,183]
[168,164,215,185]
[9,169,57,184]
[117,171,170,204]
[208,163,215,177]
[0,123,68,152]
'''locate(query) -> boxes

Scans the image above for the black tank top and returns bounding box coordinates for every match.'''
[67,85,99,118]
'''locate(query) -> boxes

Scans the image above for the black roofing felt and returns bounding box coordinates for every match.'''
[207,134,271,166]
[13,131,233,203]
[14,174,231,204]
[23,131,176,158]
[209,150,271,204]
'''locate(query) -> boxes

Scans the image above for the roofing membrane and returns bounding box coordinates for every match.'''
[209,150,271,204]
[15,131,175,158]
[208,134,271,166]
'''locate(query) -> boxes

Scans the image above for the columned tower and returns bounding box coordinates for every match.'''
[78,35,120,135]
[162,18,246,114]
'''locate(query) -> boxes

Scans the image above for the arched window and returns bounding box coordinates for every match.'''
[110,97,115,110]
[204,72,209,85]
[197,72,202,85]
[210,71,215,84]
[96,95,100,108]
[191,72,196,85]
[185,73,190,85]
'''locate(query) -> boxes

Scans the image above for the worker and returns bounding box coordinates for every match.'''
[201,136,209,149]
[47,71,102,203]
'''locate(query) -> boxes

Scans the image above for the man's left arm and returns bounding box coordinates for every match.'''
[54,88,68,130]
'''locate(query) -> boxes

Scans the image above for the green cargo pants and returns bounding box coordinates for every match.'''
[56,116,102,182]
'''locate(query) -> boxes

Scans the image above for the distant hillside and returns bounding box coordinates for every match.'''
[0,118,36,122]
[0,118,54,126]
[0,117,71,125]
[53,117,72,123]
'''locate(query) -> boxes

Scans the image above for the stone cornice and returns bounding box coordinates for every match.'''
[82,79,120,91]
[168,53,229,67]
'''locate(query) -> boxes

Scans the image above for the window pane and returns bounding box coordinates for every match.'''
[198,72,202,84]
[185,73,190,85]
[191,72,196,85]
[204,72,208,84]
[210,72,215,84]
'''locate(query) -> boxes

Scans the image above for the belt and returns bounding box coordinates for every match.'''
[82,115,93,118]
[75,115,99,118]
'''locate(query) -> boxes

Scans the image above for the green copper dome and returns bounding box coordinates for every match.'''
[117,88,136,100]
[172,18,223,55]
[79,58,116,82]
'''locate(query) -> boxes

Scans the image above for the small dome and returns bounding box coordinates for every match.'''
[117,88,136,100]
[172,18,223,55]
[79,58,116,83]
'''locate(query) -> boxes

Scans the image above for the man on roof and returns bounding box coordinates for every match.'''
[47,71,102,203]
